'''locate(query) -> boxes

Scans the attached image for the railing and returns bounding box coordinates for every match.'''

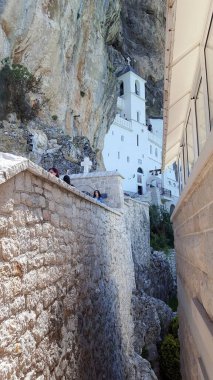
[114,115,132,130]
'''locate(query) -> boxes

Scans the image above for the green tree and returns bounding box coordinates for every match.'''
[149,205,174,251]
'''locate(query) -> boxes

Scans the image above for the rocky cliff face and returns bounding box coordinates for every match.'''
[0,0,165,167]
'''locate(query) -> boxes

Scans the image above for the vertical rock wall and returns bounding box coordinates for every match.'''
[0,0,166,165]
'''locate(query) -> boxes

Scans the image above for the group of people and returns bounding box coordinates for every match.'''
[48,167,103,203]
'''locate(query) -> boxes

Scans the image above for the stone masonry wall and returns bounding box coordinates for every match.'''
[172,154,213,380]
[0,155,156,380]
[69,171,124,209]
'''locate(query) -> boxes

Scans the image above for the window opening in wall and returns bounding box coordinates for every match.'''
[195,78,206,154]
[205,15,213,130]
[135,80,140,96]
[178,152,183,193]
[137,134,139,146]
[121,135,124,141]
[119,81,124,96]
[137,112,140,122]
[127,156,130,163]
[112,131,114,135]
[137,167,143,184]
[155,148,158,157]
[118,152,120,159]
[137,185,142,195]
[186,110,195,176]
[150,145,152,154]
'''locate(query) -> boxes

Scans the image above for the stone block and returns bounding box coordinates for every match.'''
[48,200,55,211]
[0,216,8,237]
[42,286,57,309]
[34,186,43,195]
[44,190,53,200]
[3,277,22,302]
[10,295,25,314]
[0,305,10,323]
[28,254,44,271]
[40,238,48,253]
[32,310,49,343]
[24,173,32,192]
[39,196,46,208]
[26,291,43,314]
[51,213,59,228]
[15,173,25,191]
[52,187,62,203]
[26,208,43,225]
[43,209,51,221]
[0,237,20,261]
[13,208,26,227]
[23,270,38,293]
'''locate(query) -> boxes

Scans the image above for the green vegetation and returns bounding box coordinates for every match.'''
[168,296,178,312]
[149,205,174,251]
[160,317,181,380]
[0,57,41,122]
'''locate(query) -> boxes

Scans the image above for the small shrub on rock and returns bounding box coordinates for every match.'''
[160,317,181,379]
[0,57,41,122]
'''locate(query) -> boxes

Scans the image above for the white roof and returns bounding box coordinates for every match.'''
[163,0,212,167]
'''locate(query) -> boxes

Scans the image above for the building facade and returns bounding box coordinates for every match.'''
[103,67,179,207]
[163,0,213,379]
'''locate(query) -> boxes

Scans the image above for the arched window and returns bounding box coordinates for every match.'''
[135,80,140,96]
[119,81,124,96]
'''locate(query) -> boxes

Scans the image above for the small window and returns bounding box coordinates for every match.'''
[108,153,110,157]
[137,112,140,122]
[135,80,140,96]
[155,148,158,157]
[112,131,114,135]
[118,152,120,159]
[121,135,124,141]
[150,145,152,154]
[127,156,130,163]
[137,186,142,195]
[137,134,139,146]
[138,159,142,164]
[119,81,124,96]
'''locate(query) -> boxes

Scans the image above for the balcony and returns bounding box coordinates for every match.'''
[114,115,132,131]
[160,187,172,198]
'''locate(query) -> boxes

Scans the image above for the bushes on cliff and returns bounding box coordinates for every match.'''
[159,317,181,380]
[149,205,174,251]
[0,57,41,122]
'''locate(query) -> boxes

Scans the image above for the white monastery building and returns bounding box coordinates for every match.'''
[103,65,179,208]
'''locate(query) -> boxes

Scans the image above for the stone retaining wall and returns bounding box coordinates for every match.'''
[69,171,124,208]
[0,154,156,380]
